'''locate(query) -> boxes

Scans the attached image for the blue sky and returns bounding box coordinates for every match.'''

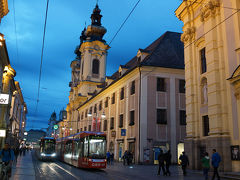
[0,0,183,130]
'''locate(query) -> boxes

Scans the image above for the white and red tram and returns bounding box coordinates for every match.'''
[56,131,107,169]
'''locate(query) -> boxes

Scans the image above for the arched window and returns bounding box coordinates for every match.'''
[92,59,99,75]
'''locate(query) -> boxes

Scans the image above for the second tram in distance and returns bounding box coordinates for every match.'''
[36,137,56,160]
[56,131,107,169]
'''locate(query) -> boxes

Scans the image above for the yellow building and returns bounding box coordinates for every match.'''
[0,0,8,23]
[64,4,186,164]
[176,0,240,172]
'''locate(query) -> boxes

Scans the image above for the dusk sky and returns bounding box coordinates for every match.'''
[0,0,183,130]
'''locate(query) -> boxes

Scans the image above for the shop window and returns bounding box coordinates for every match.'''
[157,109,167,124]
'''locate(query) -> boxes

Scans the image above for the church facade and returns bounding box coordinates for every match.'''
[176,0,240,172]
[64,4,186,164]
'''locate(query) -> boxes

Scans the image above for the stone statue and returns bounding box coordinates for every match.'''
[203,83,208,104]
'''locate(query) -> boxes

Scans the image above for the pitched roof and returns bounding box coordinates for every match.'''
[110,31,184,80]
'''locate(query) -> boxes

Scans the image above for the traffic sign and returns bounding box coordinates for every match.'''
[54,125,59,130]
[121,129,126,136]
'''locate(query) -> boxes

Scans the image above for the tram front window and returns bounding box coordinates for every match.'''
[88,136,106,159]
[44,140,55,154]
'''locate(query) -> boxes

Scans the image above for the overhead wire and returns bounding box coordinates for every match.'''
[108,0,141,46]
[33,0,50,128]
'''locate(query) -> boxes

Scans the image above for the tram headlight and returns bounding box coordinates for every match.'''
[41,153,46,157]
[51,153,56,157]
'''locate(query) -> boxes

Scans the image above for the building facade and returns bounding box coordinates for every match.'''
[46,112,57,137]
[176,0,240,172]
[64,4,186,164]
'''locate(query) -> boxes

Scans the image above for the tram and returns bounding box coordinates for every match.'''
[56,131,107,169]
[36,137,56,160]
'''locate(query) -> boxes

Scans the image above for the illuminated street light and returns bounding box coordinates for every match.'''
[101,112,106,118]
[87,112,92,117]
[70,128,73,131]
[24,132,28,136]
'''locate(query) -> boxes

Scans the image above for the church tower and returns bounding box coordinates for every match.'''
[77,4,110,100]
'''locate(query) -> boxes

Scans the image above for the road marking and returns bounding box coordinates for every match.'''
[52,163,81,180]
[47,164,63,179]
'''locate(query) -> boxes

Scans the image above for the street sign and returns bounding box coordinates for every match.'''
[0,130,6,137]
[0,94,9,105]
[54,125,59,130]
[121,129,126,136]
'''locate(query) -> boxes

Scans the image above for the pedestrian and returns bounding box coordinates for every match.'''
[110,152,114,165]
[106,151,110,165]
[157,149,166,176]
[201,152,210,180]
[0,143,15,178]
[179,151,189,176]
[127,151,133,165]
[211,149,221,180]
[122,150,128,166]
[165,150,172,176]
[14,147,20,163]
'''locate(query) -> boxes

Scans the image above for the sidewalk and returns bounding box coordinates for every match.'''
[11,151,35,180]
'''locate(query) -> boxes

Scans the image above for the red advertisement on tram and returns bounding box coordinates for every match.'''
[56,131,107,169]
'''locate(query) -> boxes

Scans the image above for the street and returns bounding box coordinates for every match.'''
[30,152,227,180]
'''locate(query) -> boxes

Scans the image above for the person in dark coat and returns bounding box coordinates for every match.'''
[110,152,114,165]
[106,151,111,165]
[165,150,172,176]
[122,150,128,166]
[14,147,19,163]
[157,149,166,176]
[211,149,221,180]
[179,151,189,176]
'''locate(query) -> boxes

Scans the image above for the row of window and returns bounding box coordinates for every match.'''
[157,78,185,93]
[156,109,186,125]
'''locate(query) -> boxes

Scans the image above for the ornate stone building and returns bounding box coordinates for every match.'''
[176,0,240,172]
[0,0,8,23]
[64,4,186,164]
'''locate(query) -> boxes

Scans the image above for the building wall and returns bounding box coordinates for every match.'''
[176,0,240,171]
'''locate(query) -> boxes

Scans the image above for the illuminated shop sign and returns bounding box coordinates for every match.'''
[0,94,9,105]
[0,130,6,137]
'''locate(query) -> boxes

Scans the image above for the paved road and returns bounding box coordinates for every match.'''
[32,154,227,180]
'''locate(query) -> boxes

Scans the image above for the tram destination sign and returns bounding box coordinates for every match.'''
[0,94,9,105]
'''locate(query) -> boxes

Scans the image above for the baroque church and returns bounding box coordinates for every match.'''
[62,4,186,164]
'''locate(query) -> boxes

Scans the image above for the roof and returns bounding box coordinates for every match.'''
[110,31,184,80]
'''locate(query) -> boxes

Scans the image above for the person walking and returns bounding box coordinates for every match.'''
[0,143,15,178]
[157,149,166,176]
[179,151,189,176]
[106,151,111,165]
[14,147,20,163]
[110,152,114,165]
[201,152,210,180]
[211,149,221,180]
[165,150,172,176]
[122,150,128,166]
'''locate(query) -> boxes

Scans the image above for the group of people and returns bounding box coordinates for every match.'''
[122,150,133,166]
[178,149,221,180]
[0,142,30,178]
[201,149,221,180]
[157,150,172,176]
[157,149,221,180]
[106,151,114,165]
